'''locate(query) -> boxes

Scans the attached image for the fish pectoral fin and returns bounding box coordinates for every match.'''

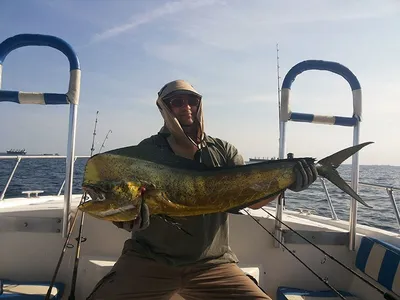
[143,188,164,198]
[141,189,191,235]
[143,189,184,212]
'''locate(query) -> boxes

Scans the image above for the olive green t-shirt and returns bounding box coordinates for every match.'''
[129,131,245,267]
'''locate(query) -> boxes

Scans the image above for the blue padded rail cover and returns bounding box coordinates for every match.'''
[355,236,400,296]
[289,112,358,127]
[0,280,64,299]
[0,91,69,105]
[281,60,361,91]
[277,287,360,299]
[0,34,80,105]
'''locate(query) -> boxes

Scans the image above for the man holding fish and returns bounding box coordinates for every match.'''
[86,79,318,299]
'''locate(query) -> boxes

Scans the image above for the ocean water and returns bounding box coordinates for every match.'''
[280,164,400,233]
[0,158,87,198]
[0,158,399,233]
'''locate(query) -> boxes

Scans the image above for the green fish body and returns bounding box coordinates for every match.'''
[79,142,373,222]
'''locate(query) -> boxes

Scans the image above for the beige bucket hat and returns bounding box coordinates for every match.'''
[156,79,205,148]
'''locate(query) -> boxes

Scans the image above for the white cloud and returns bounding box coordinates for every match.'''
[90,0,221,43]
[168,0,400,52]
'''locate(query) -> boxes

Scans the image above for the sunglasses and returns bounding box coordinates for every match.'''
[164,95,201,108]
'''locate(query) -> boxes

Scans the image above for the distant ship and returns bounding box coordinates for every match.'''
[6,149,27,155]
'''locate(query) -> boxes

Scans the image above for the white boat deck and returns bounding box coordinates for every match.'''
[0,195,82,212]
[1,194,398,299]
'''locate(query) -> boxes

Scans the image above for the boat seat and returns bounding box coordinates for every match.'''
[0,280,64,299]
[355,236,400,297]
[277,236,400,300]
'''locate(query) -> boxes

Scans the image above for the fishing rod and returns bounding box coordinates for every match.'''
[68,110,100,300]
[258,206,399,300]
[45,194,85,300]
[44,102,101,300]
[45,111,101,300]
[90,111,99,154]
[98,129,112,154]
[242,209,347,300]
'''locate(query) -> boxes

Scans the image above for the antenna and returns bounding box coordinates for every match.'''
[276,43,282,151]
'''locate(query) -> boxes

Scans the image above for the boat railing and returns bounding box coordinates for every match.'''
[0,34,81,237]
[278,60,363,251]
[0,155,90,201]
[2,155,398,233]
[319,177,400,230]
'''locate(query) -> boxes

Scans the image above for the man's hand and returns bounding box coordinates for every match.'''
[288,159,318,192]
[112,203,150,232]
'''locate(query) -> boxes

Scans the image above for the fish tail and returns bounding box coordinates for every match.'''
[316,141,374,208]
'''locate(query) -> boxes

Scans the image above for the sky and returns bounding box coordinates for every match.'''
[0,0,399,166]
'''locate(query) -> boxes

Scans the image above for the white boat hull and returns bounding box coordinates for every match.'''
[1,194,398,299]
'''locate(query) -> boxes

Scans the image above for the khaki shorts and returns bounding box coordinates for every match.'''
[86,241,272,300]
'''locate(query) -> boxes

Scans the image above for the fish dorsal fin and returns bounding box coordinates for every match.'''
[102,144,208,171]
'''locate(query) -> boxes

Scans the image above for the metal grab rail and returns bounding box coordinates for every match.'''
[0,155,90,201]
[320,178,339,220]
[0,33,81,238]
[321,178,400,229]
[283,178,399,232]
[277,60,362,251]
[387,189,400,230]
[354,181,400,191]
[0,156,22,202]
[332,180,400,231]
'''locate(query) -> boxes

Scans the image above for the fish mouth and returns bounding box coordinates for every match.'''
[94,203,139,218]
[79,183,141,221]
[82,185,108,202]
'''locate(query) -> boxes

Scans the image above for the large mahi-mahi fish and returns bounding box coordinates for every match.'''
[78,141,373,222]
